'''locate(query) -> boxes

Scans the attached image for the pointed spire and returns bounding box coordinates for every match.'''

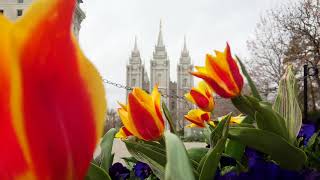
[157,20,164,47]
[134,35,138,52]
[130,36,141,63]
[183,35,187,52]
[181,35,189,56]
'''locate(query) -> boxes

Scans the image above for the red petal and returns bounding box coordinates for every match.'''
[190,90,209,110]
[207,54,238,93]
[11,0,105,179]
[191,72,234,98]
[128,94,162,141]
[226,43,244,92]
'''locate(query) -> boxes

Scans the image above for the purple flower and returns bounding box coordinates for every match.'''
[109,163,130,180]
[298,123,316,145]
[133,162,152,179]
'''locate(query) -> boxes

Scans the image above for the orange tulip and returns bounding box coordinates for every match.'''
[185,81,214,112]
[0,0,106,179]
[117,86,165,141]
[184,109,212,128]
[191,43,244,98]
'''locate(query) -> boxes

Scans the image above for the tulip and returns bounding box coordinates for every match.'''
[0,0,106,179]
[185,81,214,112]
[115,127,133,139]
[191,43,244,98]
[117,86,165,141]
[184,109,212,128]
[218,114,245,125]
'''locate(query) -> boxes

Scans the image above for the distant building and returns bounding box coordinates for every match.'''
[126,21,243,136]
[126,21,193,132]
[0,0,85,39]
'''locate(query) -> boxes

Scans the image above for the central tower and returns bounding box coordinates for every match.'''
[150,21,170,105]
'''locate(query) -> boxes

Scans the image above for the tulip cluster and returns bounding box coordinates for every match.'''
[0,0,106,179]
[183,44,244,128]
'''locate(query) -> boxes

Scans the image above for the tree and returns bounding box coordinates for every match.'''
[247,0,320,110]
[104,109,121,133]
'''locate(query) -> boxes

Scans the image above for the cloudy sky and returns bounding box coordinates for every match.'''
[79,0,287,109]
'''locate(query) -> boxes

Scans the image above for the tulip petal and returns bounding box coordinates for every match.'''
[115,127,133,139]
[184,109,210,128]
[152,85,165,126]
[118,108,142,139]
[226,43,244,91]
[191,71,234,98]
[190,89,210,110]
[3,0,106,179]
[185,93,196,104]
[198,81,212,98]
[0,15,34,179]
[206,54,238,94]
[128,94,163,141]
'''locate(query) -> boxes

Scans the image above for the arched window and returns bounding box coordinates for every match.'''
[132,78,136,86]
[156,73,162,84]
[183,78,188,87]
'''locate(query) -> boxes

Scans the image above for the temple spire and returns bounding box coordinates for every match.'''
[181,35,189,57]
[157,20,164,47]
[131,36,141,63]
[183,35,187,52]
[134,35,138,52]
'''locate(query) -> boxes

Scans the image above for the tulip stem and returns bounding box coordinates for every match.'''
[162,102,178,135]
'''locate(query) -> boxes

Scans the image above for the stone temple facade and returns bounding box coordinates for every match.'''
[126,22,194,131]
[0,0,85,40]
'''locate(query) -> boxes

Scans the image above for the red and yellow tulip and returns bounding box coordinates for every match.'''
[191,43,244,98]
[115,127,133,139]
[117,86,165,141]
[0,0,106,179]
[185,81,214,112]
[184,109,212,128]
[218,114,245,125]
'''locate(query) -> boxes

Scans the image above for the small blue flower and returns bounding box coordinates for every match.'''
[109,162,130,180]
[133,161,152,179]
[298,123,316,145]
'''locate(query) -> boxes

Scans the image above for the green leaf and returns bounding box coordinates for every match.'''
[225,139,245,161]
[220,166,237,176]
[236,55,262,101]
[307,131,320,149]
[246,97,289,140]
[85,162,111,180]
[164,132,195,180]
[273,65,302,144]
[187,148,209,164]
[162,102,177,134]
[231,95,256,120]
[209,113,231,147]
[100,128,117,171]
[124,139,166,179]
[198,114,231,180]
[228,127,307,170]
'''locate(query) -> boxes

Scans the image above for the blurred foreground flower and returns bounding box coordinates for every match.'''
[185,81,214,112]
[191,43,243,98]
[117,86,165,141]
[0,0,106,179]
[184,109,212,128]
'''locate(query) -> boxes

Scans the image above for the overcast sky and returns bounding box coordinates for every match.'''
[79,0,288,109]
